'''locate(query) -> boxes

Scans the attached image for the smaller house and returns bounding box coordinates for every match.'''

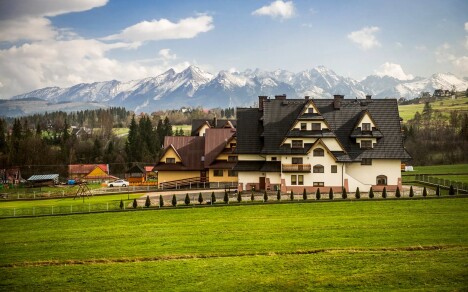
[27,174,59,186]
[0,168,23,184]
[68,164,116,182]
[191,117,236,136]
[125,165,146,184]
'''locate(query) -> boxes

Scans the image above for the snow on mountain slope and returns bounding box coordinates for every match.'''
[8,65,467,114]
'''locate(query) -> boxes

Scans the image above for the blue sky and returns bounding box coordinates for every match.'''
[0,0,467,98]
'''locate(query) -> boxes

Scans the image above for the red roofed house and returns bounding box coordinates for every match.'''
[68,164,117,183]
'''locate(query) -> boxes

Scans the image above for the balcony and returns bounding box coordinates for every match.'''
[282,164,311,172]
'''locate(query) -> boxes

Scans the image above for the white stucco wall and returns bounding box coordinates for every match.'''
[359,114,376,128]
[237,154,266,161]
[345,159,401,190]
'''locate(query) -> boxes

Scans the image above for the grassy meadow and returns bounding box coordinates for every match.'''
[1,198,467,290]
[398,96,468,122]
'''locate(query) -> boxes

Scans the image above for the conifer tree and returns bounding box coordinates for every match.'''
[382,187,387,198]
[145,195,151,208]
[133,198,138,209]
[329,188,334,200]
[409,186,414,198]
[395,187,401,198]
[277,189,281,201]
[315,188,321,200]
[211,191,216,204]
[224,191,229,204]
[263,190,268,202]
[198,192,203,204]
[159,195,164,207]
[436,185,440,197]
[303,188,307,200]
[449,184,455,196]
[342,187,347,199]
[355,187,360,199]
[251,192,255,201]
[423,186,427,197]
[120,199,124,210]
[185,193,191,205]
[369,187,374,199]
[237,191,242,203]
[290,190,294,201]
[172,194,177,206]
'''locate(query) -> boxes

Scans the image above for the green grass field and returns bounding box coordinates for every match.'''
[402,163,468,184]
[398,96,468,122]
[1,198,467,290]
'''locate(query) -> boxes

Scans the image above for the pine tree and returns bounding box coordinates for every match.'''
[159,195,164,207]
[185,193,191,205]
[409,186,414,198]
[329,188,334,200]
[355,187,360,199]
[382,187,387,199]
[369,187,374,199]
[342,187,347,199]
[290,190,294,201]
[277,189,281,201]
[251,192,255,201]
[303,188,307,200]
[263,190,268,202]
[198,192,203,204]
[436,185,440,197]
[211,191,216,204]
[133,198,138,209]
[449,185,455,196]
[315,188,321,200]
[224,191,229,204]
[423,186,427,197]
[120,199,124,210]
[172,194,177,206]
[237,191,242,203]
[145,195,151,208]
[395,187,401,198]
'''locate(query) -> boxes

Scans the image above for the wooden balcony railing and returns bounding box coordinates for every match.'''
[282,164,311,172]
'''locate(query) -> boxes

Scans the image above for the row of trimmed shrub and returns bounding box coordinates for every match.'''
[123,184,458,209]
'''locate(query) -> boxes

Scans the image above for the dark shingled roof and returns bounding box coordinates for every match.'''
[204,128,236,167]
[154,136,205,171]
[235,97,411,161]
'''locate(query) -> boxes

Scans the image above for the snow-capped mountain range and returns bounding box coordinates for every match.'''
[10,65,468,113]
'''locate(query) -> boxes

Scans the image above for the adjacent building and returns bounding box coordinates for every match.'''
[234,95,411,193]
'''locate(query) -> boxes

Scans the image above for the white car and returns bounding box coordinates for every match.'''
[108,179,129,187]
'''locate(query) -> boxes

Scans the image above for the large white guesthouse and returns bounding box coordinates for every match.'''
[233,94,411,193]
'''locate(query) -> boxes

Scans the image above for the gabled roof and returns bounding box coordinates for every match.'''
[190,119,237,136]
[235,97,411,161]
[204,128,236,167]
[354,110,379,130]
[126,165,146,174]
[69,164,108,175]
[28,174,59,181]
[154,136,205,171]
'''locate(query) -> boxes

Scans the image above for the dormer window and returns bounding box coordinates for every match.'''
[362,123,371,131]
[361,140,372,149]
[312,123,321,131]
[300,123,307,130]
[292,140,303,148]
[166,158,176,164]
[308,108,314,113]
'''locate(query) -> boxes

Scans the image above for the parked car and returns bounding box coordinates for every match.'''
[108,179,129,187]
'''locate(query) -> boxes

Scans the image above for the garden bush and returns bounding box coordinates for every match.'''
[382,187,387,199]
[303,188,307,200]
[290,190,294,201]
[409,186,414,198]
[184,193,190,205]
[277,189,281,201]
[198,193,203,204]
[423,186,427,197]
[133,198,138,209]
[369,187,374,199]
[145,195,151,208]
[449,184,455,196]
[172,195,177,206]
[211,191,216,204]
[120,199,124,209]
[436,185,440,197]
[328,188,333,200]
[315,188,321,200]
[355,187,360,199]
[224,191,229,204]
[251,192,255,201]
[263,190,268,202]
[395,187,401,198]
[237,191,242,203]
[159,195,164,207]
[342,187,347,199]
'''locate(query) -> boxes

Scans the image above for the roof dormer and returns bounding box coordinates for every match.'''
[355,110,378,132]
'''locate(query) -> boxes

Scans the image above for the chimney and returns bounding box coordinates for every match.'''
[275,94,287,100]
[258,96,268,111]
[366,95,372,100]
[304,96,310,100]
[213,116,217,127]
[333,95,344,110]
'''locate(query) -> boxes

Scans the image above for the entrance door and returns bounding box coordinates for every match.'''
[259,177,266,191]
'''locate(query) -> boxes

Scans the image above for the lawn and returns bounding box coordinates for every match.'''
[402,163,468,184]
[1,198,467,290]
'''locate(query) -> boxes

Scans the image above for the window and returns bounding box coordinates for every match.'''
[291,175,297,185]
[362,123,371,131]
[313,148,324,157]
[298,175,304,185]
[228,170,238,177]
[331,165,337,173]
[292,140,303,148]
[271,157,277,161]
[166,158,176,164]
[361,140,372,149]
[361,158,372,165]
[313,182,324,187]
[292,157,303,164]
[308,108,314,113]
[300,123,307,130]
[376,175,387,185]
[213,170,223,177]
[230,143,236,148]
[228,156,237,162]
[312,123,321,130]
[313,164,324,173]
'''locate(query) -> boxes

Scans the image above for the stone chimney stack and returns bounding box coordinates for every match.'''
[304,96,310,100]
[366,95,372,100]
[275,94,287,100]
[333,95,344,110]
[258,96,268,111]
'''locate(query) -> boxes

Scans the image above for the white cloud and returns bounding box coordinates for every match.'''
[415,45,427,51]
[465,36,468,50]
[395,42,403,48]
[435,43,456,63]
[159,49,176,61]
[347,26,381,50]
[252,1,295,20]
[374,62,414,80]
[453,56,468,76]
[465,22,468,32]
[103,15,214,42]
